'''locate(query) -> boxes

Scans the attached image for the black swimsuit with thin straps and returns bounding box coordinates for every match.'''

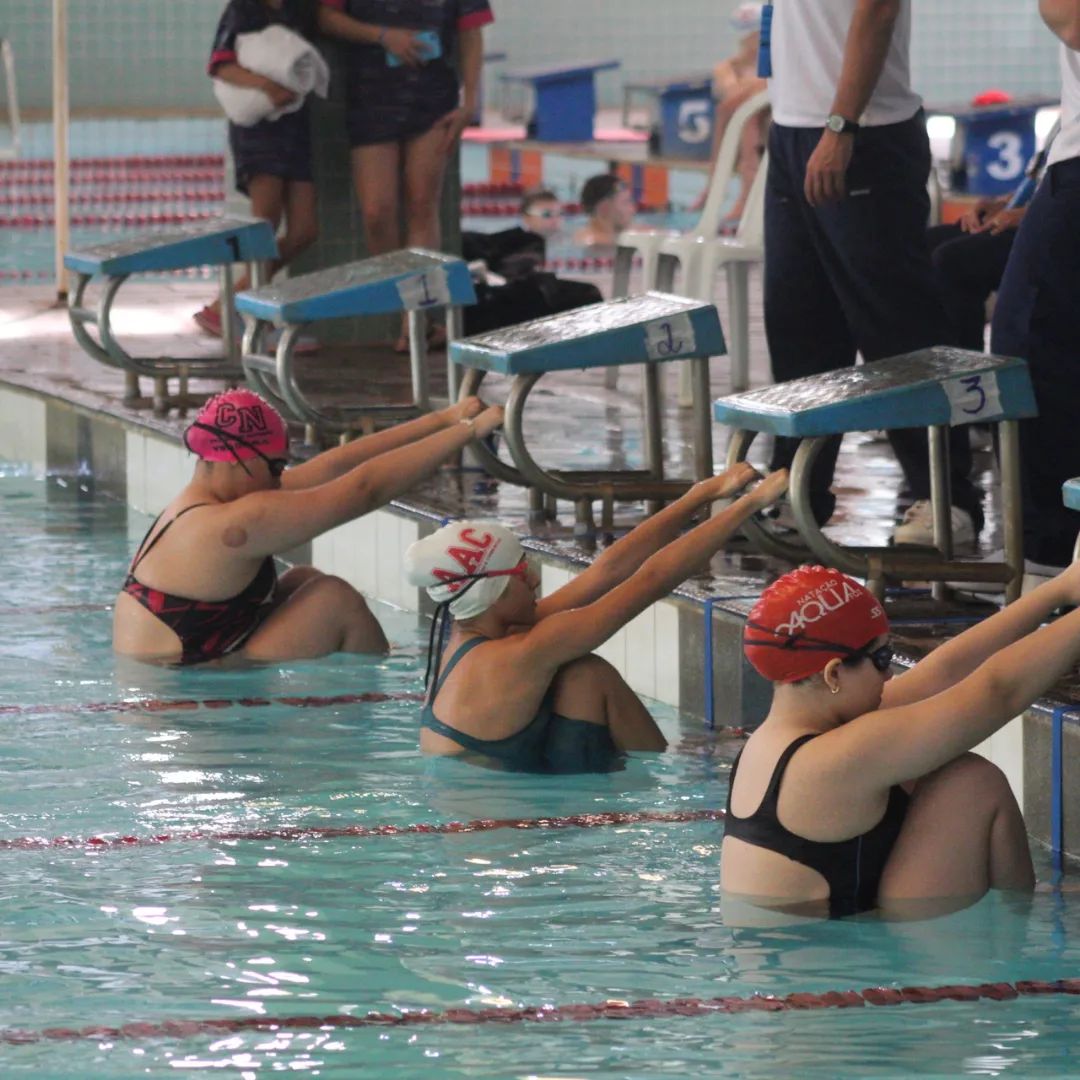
[724,734,910,917]
[121,504,278,666]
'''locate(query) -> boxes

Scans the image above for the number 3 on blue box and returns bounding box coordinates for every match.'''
[386,29,442,68]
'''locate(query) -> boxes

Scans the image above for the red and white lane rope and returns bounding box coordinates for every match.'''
[0,808,725,852]
[2,978,1078,1044]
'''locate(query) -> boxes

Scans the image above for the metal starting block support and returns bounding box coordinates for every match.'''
[65,217,278,416]
[236,248,475,439]
[451,291,724,534]
[713,346,1038,604]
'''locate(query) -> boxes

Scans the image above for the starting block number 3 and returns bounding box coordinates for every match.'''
[644,312,697,361]
[941,371,1003,425]
[397,268,452,310]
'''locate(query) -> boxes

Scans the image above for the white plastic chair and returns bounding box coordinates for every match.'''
[0,40,20,160]
[608,88,771,394]
[658,146,768,400]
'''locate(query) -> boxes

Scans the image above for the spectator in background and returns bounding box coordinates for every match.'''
[196,0,321,339]
[572,174,636,248]
[927,122,1056,353]
[760,0,985,550]
[991,1,1080,582]
[317,0,493,352]
[692,2,770,223]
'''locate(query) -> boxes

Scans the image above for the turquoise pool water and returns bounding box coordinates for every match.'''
[2,464,1080,1078]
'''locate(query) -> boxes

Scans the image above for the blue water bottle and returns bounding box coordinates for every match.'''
[758,3,774,79]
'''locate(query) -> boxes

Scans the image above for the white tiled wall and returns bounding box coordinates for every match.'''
[488,1,1061,110]
[0,386,47,469]
[539,561,682,707]
[311,510,422,612]
[125,430,193,515]
[973,715,1025,810]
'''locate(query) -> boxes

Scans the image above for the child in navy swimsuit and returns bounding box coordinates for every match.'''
[403,469,789,774]
[317,0,493,349]
[197,0,321,337]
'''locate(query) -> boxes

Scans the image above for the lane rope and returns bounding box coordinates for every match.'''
[0,808,726,852]
[0,690,422,719]
[3,977,1078,1044]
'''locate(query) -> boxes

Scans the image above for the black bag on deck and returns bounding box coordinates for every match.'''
[463,273,602,336]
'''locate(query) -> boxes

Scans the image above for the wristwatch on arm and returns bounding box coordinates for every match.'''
[825,113,860,135]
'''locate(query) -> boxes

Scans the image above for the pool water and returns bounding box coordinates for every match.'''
[2,464,1080,1078]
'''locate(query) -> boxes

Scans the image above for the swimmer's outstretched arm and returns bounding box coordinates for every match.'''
[283,398,485,491]
[514,471,788,675]
[216,406,504,558]
[535,462,763,620]
[882,561,1080,709]
[829,600,1080,794]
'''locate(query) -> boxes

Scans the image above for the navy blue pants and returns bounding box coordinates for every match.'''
[764,114,981,528]
[991,157,1080,568]
[927,222,1016,353]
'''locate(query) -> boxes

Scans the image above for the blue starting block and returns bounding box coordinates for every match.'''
[453,291,724,532]
[501,59,620,142]
[65,216,278,416]
[713,347,1038,603]
[1065,478,1080,563]
[622,73,714,160]
[237,248,475,439]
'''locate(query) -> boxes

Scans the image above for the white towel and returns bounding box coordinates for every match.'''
[213,24,330,128]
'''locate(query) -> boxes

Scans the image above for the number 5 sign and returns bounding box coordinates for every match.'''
[941,371,1003,425]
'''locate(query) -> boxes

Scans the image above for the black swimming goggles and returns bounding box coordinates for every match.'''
[745,618,893,673]
[185,422,289,479]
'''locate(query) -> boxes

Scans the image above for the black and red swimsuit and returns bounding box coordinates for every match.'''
[121,504,278,665]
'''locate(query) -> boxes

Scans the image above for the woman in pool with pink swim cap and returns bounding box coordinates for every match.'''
[721,562,1080,918]
[113,388,502,665]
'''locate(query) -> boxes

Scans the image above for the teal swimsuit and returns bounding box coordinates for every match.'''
[421,637,620,774]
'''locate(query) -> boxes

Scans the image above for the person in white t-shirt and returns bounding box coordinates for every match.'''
[762,0,984,550]
[990,3,1080,580]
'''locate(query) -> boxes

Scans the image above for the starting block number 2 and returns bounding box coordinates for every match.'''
[644,312,697,361]
[941,371,1003,426]
[397,268,451,310]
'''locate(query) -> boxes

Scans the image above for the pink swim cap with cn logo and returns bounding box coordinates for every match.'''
[184,390,289,462]
[743,565,889,683]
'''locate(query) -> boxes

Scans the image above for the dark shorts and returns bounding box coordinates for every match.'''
[345,63,458,147]
[228,102,313,196]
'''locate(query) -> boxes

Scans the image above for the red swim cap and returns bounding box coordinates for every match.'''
[972,89,1012,108]
[744,565,889,683]
[184,390,288,462]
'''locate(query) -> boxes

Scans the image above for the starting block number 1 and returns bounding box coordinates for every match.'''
[644,312,697,361]
[941,371,1003,425]
[397,268,451,310]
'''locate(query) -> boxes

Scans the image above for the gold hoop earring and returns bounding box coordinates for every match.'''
[829,683,841,695]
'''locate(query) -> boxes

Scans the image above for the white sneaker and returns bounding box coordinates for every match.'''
[892,499,976,551]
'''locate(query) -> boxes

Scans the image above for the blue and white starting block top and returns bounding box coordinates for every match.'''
[64,217,278,277]
[713,348,1037,435]
[1065,478,1080,512]
[451,292,725,375]
[235,249,475,326]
